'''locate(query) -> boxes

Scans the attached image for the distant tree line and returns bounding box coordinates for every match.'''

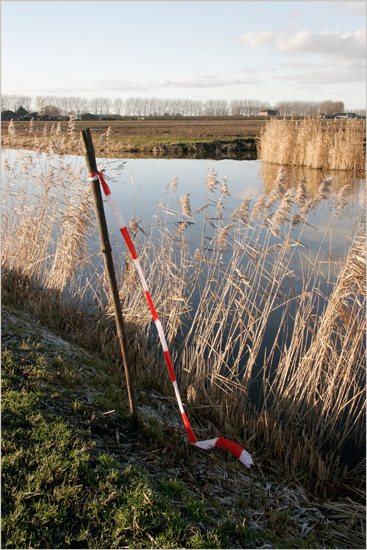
[2,94,365,118]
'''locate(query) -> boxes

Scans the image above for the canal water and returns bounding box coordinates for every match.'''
[2,148,364,274]
[2,148,365,464]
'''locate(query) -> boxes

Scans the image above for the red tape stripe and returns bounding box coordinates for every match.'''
[145,291,159,321]
[120,227,138,260]
[182,412,198,443]
[215,437,243,459]
[89,171,111,196]
[163,351,176,383]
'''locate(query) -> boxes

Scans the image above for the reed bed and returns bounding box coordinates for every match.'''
[258,117,366,171]
[1,142,365,503]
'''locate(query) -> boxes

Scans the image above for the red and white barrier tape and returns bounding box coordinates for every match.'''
[88,171,253,468]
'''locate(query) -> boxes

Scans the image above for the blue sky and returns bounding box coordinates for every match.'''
[1,0,366,109]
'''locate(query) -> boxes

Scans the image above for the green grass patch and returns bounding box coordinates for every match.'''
[2,310,269,549]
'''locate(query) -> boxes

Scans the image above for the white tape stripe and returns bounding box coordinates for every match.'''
[240,449,254,468]
[172,381,185,414]
[194,438,218,450]
[133,259,148,291]
[106,194,127,230]
[88,174,100,181]
[155,319,168,352]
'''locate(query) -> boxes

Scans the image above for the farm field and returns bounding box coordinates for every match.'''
[2,117,265,139]
[3,116,364,161]
[2,117,266,158]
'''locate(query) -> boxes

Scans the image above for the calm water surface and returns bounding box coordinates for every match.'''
[2,148,365,278]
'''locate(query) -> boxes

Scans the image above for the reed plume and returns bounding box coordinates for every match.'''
[259,118,366,171]
[179,193,192,219]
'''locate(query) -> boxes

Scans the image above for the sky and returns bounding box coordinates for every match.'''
[1,0,366,110]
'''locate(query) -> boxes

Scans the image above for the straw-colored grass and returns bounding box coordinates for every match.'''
[1,139,365,505]
[259,117,366,171]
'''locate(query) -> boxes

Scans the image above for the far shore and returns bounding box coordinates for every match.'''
[2,118,264,160]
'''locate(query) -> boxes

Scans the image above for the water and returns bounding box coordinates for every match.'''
[2,147,364,299]
[2,147,365,305]
[3,147,364,347]
[2,148,364,247]
[2,148,365,463]
[94,156,364,260]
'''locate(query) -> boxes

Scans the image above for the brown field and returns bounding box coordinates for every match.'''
[2,117,265,158]
[2,117,265,140]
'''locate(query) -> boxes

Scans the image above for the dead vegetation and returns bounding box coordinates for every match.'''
[259,117,366,171]
[1,137,365,513]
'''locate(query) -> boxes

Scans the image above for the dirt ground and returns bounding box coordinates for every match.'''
[2,117,265,141]
[2,118,265,158]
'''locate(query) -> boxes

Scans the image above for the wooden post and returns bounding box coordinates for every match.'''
[81,128,139,428]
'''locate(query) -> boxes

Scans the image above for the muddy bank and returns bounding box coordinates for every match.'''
[2,134,258,161]
[148,138,257,160]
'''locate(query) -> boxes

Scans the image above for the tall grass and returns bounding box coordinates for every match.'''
[1,143,365,500]
[259,117,366,171]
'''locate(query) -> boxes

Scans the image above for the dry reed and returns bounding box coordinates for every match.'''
[1,140,365,506]
[259,117,366,171]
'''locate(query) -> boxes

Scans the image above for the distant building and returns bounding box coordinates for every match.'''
[1,110,16,121]
[76,113,122,121]
[259,109,280,117]
[334,112,357,119]
[77,113,99,121]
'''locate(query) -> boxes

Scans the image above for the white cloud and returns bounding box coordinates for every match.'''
[274,58,366,85]
[238,28,366,60]
[328,1,367,17]
[90,80,148,92]
[158,75,258,88]
[91,75,259,93]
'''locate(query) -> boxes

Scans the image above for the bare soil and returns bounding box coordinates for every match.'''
[2,117,265,139]
[1,118,264,159]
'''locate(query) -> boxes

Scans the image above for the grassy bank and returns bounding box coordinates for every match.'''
[2,305,364,549]
[2,307,261,549]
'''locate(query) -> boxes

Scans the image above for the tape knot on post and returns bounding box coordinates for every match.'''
[88,171,111,196]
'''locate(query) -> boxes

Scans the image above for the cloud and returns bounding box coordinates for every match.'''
[262,55,365,90]
[328,1,366,17]
[277,65,365,86]
[91,75,259,93]
[156,75,258,88]
[90,80,148,92]
[274,58,366,86]
[237,28,366,60]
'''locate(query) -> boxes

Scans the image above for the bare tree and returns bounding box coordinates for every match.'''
[1,94,33,112]
[43,104,61,117]
[113,97,124,115]
[320,100,345,116]
[89,97,100,115]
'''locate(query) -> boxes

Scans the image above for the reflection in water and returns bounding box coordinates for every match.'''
[261,161,365,200]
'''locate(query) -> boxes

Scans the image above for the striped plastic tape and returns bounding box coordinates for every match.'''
[88,171,253,468]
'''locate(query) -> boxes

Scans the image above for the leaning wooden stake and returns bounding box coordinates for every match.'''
[81,128,139,428]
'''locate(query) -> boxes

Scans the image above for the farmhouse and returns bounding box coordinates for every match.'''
[259,109,280,117]
[334,112,358,119]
